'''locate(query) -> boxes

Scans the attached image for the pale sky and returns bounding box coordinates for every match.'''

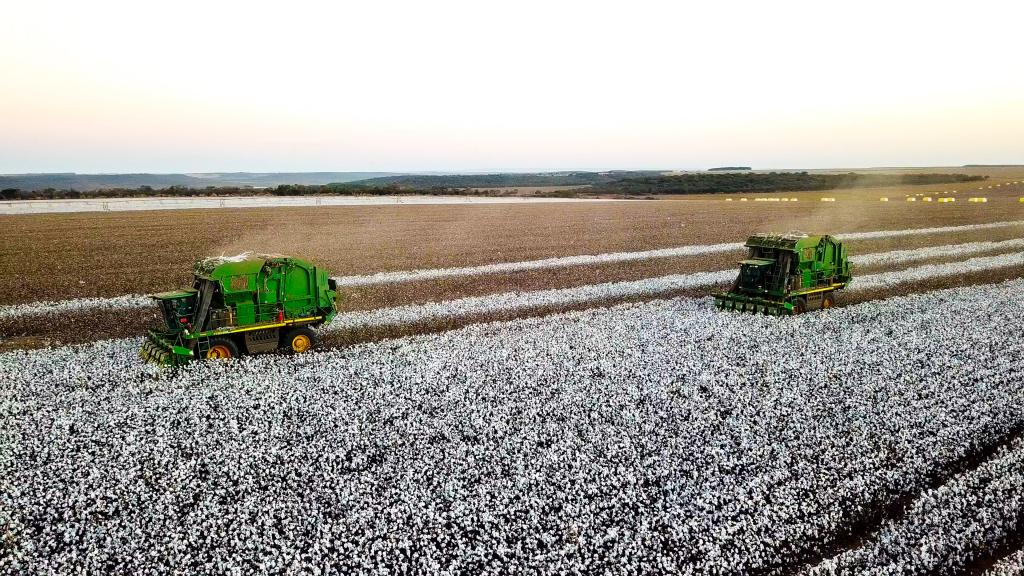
[1,0,1022,173]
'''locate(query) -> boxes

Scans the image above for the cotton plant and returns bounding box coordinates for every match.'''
[1,280,1023,574]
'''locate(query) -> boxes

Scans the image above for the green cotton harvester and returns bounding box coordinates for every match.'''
[714,232,852,315]
[140,254,338,366]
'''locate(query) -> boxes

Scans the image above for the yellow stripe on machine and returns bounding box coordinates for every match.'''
[207,316,324,336]
[793,283,847,296]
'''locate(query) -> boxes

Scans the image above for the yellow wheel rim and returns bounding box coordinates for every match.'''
[823,299,833,309]
[206,344,232,359]
[291,334,311,353]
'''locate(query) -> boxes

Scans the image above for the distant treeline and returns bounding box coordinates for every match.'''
[2,185,266,201]
[348,171,664,188]
[0,172,403,192]
[0,171,990,201]
[592,172,988,195]
[273,184,504,196]
[708,167,752,171]
[0,171,663,198]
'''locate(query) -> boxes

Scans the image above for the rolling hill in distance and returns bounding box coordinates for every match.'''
[0,167,1010,193]
[0,172,412,191]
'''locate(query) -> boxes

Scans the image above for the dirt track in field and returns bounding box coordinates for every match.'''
[2,185,1024,306]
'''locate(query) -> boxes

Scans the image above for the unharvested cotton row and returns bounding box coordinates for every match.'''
[327,251,1024,331]
[2,233,1021,322]
[808,435,1024,574]
[3,280,1024,574]
[850,237,1024,267]
[0,294,153,322]
[986,548,1024,575]
[332,220,1024,287]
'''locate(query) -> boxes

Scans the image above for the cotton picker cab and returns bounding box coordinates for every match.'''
[714,232,851,315]
[140,254,338,366]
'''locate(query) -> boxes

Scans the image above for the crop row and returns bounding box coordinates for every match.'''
[3,279,1024,574]
[327,251,1024,330]
[851,237,1024,267]
[3,234,1021,327]
[987,548,1024,575]
[333,220,1024,287]
[808,434,1024,574]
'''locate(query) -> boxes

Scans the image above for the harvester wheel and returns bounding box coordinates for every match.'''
[822,293,835,309]
[205,337,239,360]
[792,298,807,315]
[284,327,317,354]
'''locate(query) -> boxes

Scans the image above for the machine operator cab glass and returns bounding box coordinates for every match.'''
[152,289,198,331]
[737,258,775,292]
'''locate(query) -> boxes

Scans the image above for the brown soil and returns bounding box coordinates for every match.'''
[3,190,1024,306]
[339,226,1024,312]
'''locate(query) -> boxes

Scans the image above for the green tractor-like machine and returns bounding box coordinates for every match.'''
[140,254,338,366]
[714,232,851,315]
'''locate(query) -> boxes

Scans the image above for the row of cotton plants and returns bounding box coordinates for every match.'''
[327,251,1024,330]
[987,548,1024,575]
[850,251,1024,291]
[3,280,1024,574]
[0,195,596,215]
[808,434,1024,574]
[332,220,1024,287]
[0,293,153,322]
[833,219,1024,240]
[849,236,1024,267]
[3,223,1023,322]
[331,242,745,287]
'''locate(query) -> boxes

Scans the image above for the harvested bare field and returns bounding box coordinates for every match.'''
[0,194,607,215]
[3,192,1024,306]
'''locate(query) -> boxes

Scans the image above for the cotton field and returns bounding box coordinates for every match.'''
[3,280,1024,574]
[5,221,1024,324]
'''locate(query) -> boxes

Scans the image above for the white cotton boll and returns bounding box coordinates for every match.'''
[2,280,1024,573]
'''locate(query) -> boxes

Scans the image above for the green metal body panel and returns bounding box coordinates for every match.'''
[141,254,338,365]
[713,232,852,316]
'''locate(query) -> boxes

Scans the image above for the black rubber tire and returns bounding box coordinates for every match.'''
[822,293,836,310]
[205,337,240,360]
[792,298,807,315]
[283,326,317,354]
